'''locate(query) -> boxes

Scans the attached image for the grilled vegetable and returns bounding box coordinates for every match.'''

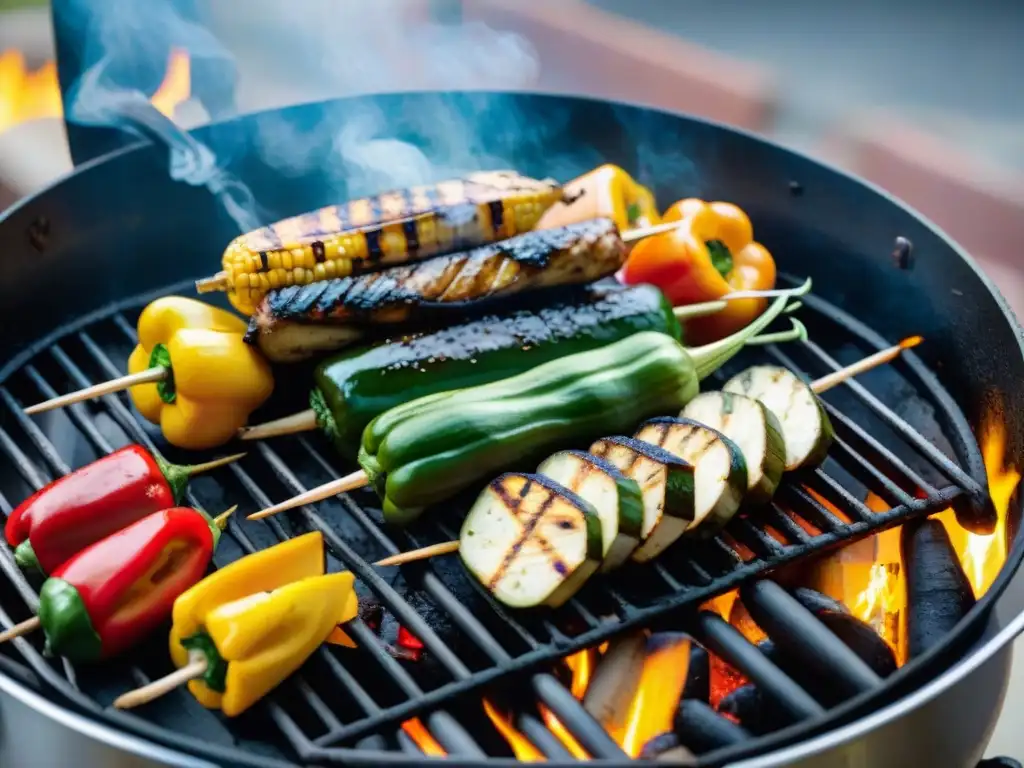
[588,436,695,562]
[5,445,241,575]
[536,164,660,231]
[459,473,603,609]
[537,450,645,572]
[724,366,834,470]
[681,392,785,505]
[170,532,359,716]
[622,199,776,344]
[246,218,627,361]
[127,297,274,450]
[203,171,566,315]
[634,417,747,536]
[311,282,681,455]
[36,507,221,662]
[358,293,793,525]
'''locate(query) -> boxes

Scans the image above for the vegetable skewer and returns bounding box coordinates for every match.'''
[240,286,808,445]
[0,506,235,650]
[23,298,274,453]
[248,287,808,523]
[278,337,921,568]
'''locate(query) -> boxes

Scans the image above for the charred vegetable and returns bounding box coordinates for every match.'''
[358,293,795,525]
[724,366,834,470]
[310,282,683,454]
[247,218,627,361]
[537,450,645,572]
[588,436,695,562]
[459,473,603,608]
[681,391,785,505]
[633,417,748,536]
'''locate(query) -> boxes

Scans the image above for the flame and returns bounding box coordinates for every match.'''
[538,649,593,759]
[401,718,446,756]
[482,700,545,761]
[0,48,191,135]
[605,636,691,757]
[900,335,924,350]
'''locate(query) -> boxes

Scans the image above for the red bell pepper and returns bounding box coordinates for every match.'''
[36,507,220,662]
[5,445,238,576]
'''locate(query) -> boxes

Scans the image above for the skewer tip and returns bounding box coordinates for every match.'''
[900,335,924,350]
[195,272,229,293]
[0,616,41,644]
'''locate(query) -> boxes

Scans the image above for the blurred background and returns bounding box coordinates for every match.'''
[0,0,1022,757]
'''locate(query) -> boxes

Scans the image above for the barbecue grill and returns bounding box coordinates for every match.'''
[1,8,1024,768]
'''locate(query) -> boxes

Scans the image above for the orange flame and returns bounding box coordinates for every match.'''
[482,700,545,761]
[604,635,691,757]
[401,718,446,756]
[0,48,191,135]
[538,649,593,759]
[900,335,924,350]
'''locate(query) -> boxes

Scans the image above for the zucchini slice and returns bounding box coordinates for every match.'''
[589,436,695,563]
[681,391,785,505]
[537,450,645,572]
[459,473,604,609]
[724,366,835,470]
[634,417,748,537]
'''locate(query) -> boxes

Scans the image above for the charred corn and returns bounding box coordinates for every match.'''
[197,171,566,314]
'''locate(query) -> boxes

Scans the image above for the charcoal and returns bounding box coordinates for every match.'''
[682,644,710,703]
[639,732,697,764]
[674,700,751,754]
[790,586,849,616]
[902,519,976,658]
[717,684,789,735]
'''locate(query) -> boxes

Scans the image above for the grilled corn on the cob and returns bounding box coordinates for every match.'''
[246,218,627,362]
[197,170,566,314]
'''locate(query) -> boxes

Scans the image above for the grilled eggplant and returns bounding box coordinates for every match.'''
[589,436,696,563]
[459,473,604,609]
[724,366,835,470]
[247,218,626,361]
[634,417,748,537]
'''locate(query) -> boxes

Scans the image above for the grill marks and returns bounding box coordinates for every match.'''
[255,218,624,329]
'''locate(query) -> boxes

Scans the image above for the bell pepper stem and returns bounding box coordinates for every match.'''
[23,366,169,416]
[13,540,43,574]
[0,616,40,644]
[154,452,246,505]
[237,409,318,441]
[743,319,808,347]
[247,469,368,521]
[688,278,813,380]
[113,655,209,710]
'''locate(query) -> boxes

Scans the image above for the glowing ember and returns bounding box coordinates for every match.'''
[900,335,924,350]
[0,47,191,135]
[603,635,691,757]
[482,700,545,761]
[401,718,446,756]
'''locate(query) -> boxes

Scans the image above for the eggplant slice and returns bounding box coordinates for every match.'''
[724,365,835,471]
[589,436,695,562]
[681,392,785,505]
[459,473,603,609]
[634,416,748,537]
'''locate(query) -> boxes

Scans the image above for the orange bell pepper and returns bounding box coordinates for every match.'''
[621,199,776,344]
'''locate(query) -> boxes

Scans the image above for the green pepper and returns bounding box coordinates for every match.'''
[313,282,681,459]
[359,293,794,525]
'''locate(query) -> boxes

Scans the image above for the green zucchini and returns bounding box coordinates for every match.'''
[313,282,680,458]
[459,473,604,608]
[537,450,645,572]
[634,417,748,537]
[724,366,835,470]
[681,392,785,505]
[589,436,695,563]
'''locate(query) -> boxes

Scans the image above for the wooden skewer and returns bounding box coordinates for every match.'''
[0,616,40,644]
[112,540,459,710]
[246,338,922,524]
[811,336,923,395]
[195,271,229,293]
[24,366,169,416]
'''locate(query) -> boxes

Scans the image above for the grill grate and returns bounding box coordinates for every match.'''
[0,284,988,765]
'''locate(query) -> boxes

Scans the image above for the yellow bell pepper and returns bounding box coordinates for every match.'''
[169,532,359,717]
[127,297,274,450]
[535,164,660,232]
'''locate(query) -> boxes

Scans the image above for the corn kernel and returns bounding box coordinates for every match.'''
[236,273,250,289]
[314,263,326,280]
[269,271,281,289]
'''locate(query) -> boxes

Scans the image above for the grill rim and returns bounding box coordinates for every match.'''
[1,90,1023,767]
